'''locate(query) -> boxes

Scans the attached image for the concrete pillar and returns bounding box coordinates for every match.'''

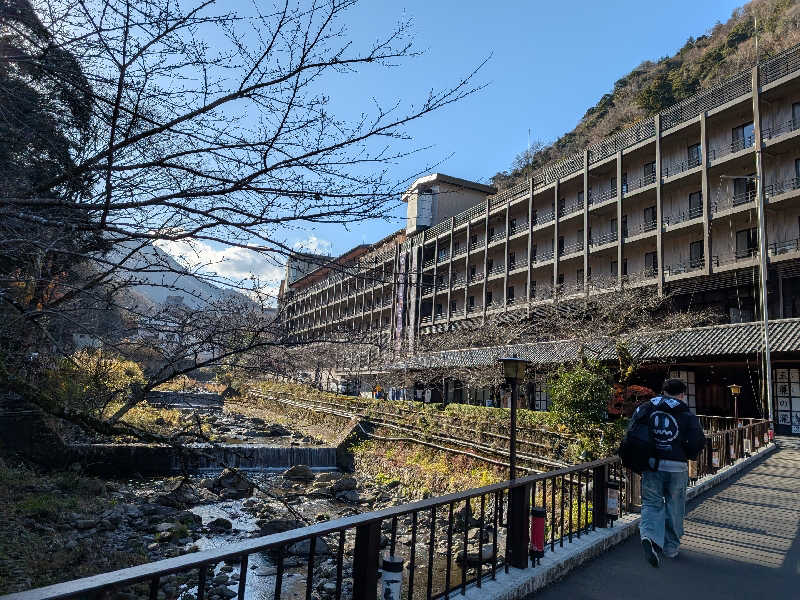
[583,149,590,294]
[617,150,624,288]
[553,179,560,294]
[701,112,711,276]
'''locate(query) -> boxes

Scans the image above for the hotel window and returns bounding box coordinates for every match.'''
[689,240,704,267]
[468,295,475,308]
[687,143,701,166]
[507,286,515,302]
[645,251,657,275]
[732,122,754,149]
[577,268,584,284]
[450,299,457,313]
[735,227,757,258]
[486,291,493,305]
[644,205,656,225]
[557,273,564,286]
[689,191,702,214]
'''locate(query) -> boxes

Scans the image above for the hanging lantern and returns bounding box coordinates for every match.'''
[607,481,620,521]
[529,507,546,559]
[712,450,720,468]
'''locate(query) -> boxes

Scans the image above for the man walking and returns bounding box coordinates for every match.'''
[634,378,705,567]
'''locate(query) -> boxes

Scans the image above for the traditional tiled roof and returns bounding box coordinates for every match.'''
[394,318,800,370]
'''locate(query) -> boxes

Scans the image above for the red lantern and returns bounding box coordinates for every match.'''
[529,507,546,559]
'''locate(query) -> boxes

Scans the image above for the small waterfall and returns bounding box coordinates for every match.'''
[73,443,338,475]
[175,444,338,472]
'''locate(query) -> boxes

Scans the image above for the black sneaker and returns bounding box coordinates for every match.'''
[642,538,660,568]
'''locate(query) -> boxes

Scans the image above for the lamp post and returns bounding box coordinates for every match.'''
[498,356,530,481]
[728,383,742,422]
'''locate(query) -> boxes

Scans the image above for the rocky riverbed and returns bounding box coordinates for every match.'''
[33,460,501,600]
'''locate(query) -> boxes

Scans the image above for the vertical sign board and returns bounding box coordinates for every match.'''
[774,368,800,435]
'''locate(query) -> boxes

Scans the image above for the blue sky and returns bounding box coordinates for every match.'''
[293,0,745,258]
[163,1,746,295]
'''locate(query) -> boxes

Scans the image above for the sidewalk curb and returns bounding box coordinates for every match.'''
[462,443,778,599]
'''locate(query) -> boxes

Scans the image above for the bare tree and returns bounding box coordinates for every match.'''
[0,0,485,426]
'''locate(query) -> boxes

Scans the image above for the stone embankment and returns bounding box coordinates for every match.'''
[248,390,575,473]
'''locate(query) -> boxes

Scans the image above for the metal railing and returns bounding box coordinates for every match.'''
[665,257,705,276]
[625,220,657,238]
[423,258,436,270]
[487,180,529,207]
[711,189,756,214]
[709,134,755,161]
[626,170,657,193]
[765,177,800,198]
[711,248,757,267]
[760,43,800,86]
[455,204,485,227]
[661,154,702,178]
[466,303,483,314]
[509,220,530,236]
[532,210,555,226]
[558,241,584,257]
[663,205,702,225]
[437,252,450,264]
[762,118,800,140]
[590,231,618,247]
[469,238,486,252]
[588,187,616,206]
[487,262,506,276]
[768,237,800,257]
[558,201,582,218]
[508,254,528,272]
[488,229,507,244]
[532,249,554,264]
[450,274,466,288]
[468,271,484,283]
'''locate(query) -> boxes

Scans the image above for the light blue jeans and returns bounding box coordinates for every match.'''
[639,470,689,554]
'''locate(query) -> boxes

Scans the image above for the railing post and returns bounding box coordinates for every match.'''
[592,465,609,528]
[352,521,381,600]
[508,483,530,568]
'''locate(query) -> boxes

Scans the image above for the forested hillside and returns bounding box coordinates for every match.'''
[492,0,800,190]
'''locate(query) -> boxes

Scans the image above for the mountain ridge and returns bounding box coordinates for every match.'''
[491,0,800,190]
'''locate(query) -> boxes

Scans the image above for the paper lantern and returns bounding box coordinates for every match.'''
[529,507,546,559]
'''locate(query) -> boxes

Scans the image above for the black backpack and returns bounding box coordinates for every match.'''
[618,403,658,474]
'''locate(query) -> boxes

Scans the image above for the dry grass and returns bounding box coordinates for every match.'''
[0,461,147,594]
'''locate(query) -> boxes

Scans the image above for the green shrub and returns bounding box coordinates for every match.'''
[546,361,612,432]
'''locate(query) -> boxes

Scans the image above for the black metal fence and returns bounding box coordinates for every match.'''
[3,421,772,600]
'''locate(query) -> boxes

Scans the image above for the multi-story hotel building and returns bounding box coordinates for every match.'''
[280,45,800,435]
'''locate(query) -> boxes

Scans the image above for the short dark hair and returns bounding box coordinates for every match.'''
[662,378,687,397]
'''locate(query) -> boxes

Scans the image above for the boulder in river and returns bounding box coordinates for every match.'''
[206,468,254,499]
[153,479,203,508]
[331,477,357,493]
[207,517,233,532]
[259,519,305,535]
[283,465,314,482]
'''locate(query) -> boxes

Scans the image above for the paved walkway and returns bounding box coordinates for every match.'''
[531,439,800,599]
